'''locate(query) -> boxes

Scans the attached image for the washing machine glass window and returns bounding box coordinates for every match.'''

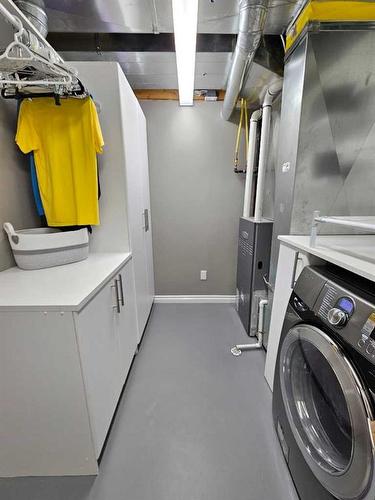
[280,324,374,500]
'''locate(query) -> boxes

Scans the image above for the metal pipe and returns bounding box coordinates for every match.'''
[243,108,262,217]
[221,0,269,121]
[253,80,283,222]
[231,299,268,355]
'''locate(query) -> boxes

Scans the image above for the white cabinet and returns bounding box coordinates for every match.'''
[115,261,138,379]
[0,311,95,477]
[75,275,123,457]
[0,254,138,476]
[74,61,155,342]
[0,62,156,477]
[76,260,138,457]
[137,107,155,317]
[116,68,155,340]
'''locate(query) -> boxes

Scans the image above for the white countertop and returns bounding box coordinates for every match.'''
[0,252,131,311]
[279,235,375,283]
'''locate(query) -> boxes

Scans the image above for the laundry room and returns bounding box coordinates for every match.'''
[1,1,375,500]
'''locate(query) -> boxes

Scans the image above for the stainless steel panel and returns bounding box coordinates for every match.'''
[61,52,233,90]
[44,0,301,34]
[45,0,157,33]
[291,31,375,234]
[262,94,281,219]
[270,29,375,287]
[265,0,303,35]
[269,37,307,284]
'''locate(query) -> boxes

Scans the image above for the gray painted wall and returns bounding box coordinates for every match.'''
[0,100,40,271]
[140,100,244,295]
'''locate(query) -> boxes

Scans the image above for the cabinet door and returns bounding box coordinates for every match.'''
[137,107,155,304]
[114,260,138,379]
[75,278,123,457]
[119,72,153,339]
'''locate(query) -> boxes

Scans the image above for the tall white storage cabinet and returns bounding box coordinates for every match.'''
[0,62,154,477]
[75,62,155,341]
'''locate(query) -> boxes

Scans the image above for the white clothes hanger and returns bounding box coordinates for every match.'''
[0,1,86,97]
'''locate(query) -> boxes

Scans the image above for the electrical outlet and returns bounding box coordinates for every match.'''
[200,270,207,281]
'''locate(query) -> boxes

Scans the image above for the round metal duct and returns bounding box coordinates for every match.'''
[14,0,48,37]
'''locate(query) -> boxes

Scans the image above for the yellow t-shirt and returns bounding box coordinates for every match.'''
[16,97,104,226]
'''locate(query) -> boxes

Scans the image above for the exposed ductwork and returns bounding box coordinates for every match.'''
[13,0,48,37]
[221,0,270,121]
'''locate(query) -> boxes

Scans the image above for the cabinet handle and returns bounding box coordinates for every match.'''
[291,252,302,289]
[143,208,149,232]
[112,280,121,313]
[118,273,125,306]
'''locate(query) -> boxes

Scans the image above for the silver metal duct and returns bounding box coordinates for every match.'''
[14,0,48,37]
[221,0,269,121]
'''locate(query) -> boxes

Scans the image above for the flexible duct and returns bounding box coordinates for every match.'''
[13,0,48,37]
[221,0,269,121]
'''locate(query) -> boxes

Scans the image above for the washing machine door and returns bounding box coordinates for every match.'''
[280,324,375,500]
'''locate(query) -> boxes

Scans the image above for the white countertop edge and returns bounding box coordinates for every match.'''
[278,235,375,283]
[0,252,132,312]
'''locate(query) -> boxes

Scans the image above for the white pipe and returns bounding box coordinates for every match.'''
[258,298,267,334]
[231,299,268,355]
[243,108,262,218]
[253,80,283,222]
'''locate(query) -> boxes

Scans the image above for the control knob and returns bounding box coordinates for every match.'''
[327,308,348,327]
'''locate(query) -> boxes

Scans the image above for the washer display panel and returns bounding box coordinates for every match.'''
[280,324,374,500]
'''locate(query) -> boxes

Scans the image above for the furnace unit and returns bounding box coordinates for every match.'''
[236,217,273,336]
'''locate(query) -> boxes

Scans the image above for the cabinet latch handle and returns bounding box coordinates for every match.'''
[118,273,125,306]
[112,280,121,313]
[143,208,149,232]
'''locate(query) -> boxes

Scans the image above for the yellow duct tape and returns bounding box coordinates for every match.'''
[286,1,375,51]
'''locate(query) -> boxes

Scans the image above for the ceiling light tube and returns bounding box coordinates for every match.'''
[172,0,198,106]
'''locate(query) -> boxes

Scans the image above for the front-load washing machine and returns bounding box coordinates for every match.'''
[273,265,375,500]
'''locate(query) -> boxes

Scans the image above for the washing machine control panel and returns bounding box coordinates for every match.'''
[313,281,375,363]
[326,297,355,327]
[316,284,355,326]
[292,268,375,365]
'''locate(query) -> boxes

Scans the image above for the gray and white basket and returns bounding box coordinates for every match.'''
[3,223,89,270]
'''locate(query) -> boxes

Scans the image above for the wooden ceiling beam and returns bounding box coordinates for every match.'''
[135,89,226,101]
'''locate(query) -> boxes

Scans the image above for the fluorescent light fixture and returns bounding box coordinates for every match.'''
[172,0,198,106]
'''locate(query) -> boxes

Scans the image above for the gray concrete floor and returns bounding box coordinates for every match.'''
[0,304,297,500]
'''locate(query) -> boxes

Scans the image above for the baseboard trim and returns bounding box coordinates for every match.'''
[154,295,236,304]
